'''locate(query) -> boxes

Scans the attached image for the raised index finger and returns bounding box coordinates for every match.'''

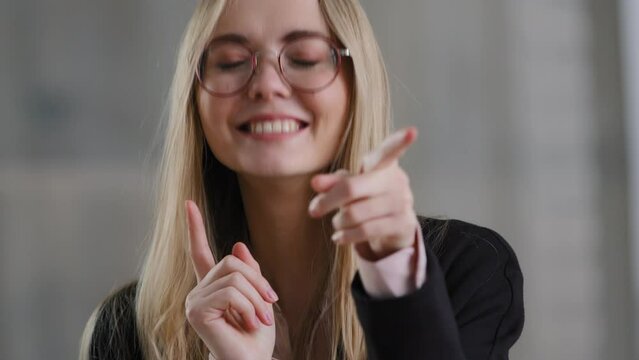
[185,200,216,282]
[360,126,418,174]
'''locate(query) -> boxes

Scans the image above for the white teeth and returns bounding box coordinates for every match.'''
[249,119,302,134]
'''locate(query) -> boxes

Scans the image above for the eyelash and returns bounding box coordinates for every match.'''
[216,60,249,70]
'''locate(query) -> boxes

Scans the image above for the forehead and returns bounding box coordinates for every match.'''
[213,0,331,45]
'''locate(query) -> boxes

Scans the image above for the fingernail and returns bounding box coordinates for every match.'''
[331,230,343,242]
[332,212,342,228]
[265,312,273,326]
[308,197,320,214]
[267,288,279,302]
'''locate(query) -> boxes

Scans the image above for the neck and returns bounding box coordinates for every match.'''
[237,173,331,316]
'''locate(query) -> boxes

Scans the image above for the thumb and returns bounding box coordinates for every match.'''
[311,169,349,192]
[232,242,261,273]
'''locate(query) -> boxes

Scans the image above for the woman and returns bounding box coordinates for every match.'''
[80,0,524,359]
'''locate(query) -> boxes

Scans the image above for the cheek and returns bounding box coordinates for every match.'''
[300,76,351,166]
[197,91,221,128]
[196,90,238,158]
[197,90,234,135]
[303,70,350,117]
[317,75,351,131]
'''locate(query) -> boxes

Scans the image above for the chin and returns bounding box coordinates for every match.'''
[236,161,325,180]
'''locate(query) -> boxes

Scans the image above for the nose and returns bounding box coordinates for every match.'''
[246,51,292,101]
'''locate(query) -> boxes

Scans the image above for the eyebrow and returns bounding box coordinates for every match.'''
[210,30,329,46]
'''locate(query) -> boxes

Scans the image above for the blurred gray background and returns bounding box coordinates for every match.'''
[1,0,637,359]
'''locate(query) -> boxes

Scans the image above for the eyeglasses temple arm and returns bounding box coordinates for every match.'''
[339,48,351,57]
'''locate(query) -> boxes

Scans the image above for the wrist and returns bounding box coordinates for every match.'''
[355,237,414,261]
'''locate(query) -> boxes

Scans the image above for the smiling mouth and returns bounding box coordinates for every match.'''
[237,120,310,134]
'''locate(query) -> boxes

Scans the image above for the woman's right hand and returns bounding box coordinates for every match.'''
[184,200,277,360]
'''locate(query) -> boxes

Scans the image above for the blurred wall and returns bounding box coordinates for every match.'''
[620,0,639,356]
[0,1,194,359]
[0,0,633,359]
[366,0,633,357]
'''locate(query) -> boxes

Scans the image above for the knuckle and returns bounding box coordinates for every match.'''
[343,207,358,224]
[398,170,410,186]
[229,272,244,286]
[404,172,411,186]
[220,255,239,270]
[217,256,229,269]
[185,287,199,305]
[185,304,198,321]
[360,222,374,238]
[402,191,414,207]
[343,179,357,198]
[184,297,192,314]
[220,286,239,300]
[400,213,415,229]
[184,297,201,322]
[409,215,418,228]
[345,205,362,224]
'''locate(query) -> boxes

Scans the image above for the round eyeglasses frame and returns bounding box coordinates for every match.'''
[195,34,352,97]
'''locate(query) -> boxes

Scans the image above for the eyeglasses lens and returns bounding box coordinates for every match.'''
[199,37,340,95]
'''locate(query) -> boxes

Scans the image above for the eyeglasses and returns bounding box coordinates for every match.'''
[196,35,351,97]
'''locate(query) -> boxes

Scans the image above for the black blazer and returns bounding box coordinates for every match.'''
[88,216,524,359]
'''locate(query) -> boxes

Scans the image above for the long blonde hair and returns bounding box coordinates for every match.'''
[80,0,390,358]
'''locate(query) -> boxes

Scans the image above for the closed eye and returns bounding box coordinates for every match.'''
[216,60,249,71]
[289,59,320,68]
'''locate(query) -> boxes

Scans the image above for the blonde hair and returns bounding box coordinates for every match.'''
[80,0,390,359]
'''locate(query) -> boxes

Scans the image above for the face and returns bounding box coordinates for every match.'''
[196,0,352,179]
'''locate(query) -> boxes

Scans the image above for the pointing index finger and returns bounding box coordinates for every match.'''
[360,126,418,174]
[185,200,216,282]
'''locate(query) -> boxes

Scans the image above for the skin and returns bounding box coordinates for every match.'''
[185,0,420,358]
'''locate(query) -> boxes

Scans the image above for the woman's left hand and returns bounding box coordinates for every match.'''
[308,127,419,261]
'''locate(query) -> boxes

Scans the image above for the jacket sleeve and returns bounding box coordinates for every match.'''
[350,220,524,360]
